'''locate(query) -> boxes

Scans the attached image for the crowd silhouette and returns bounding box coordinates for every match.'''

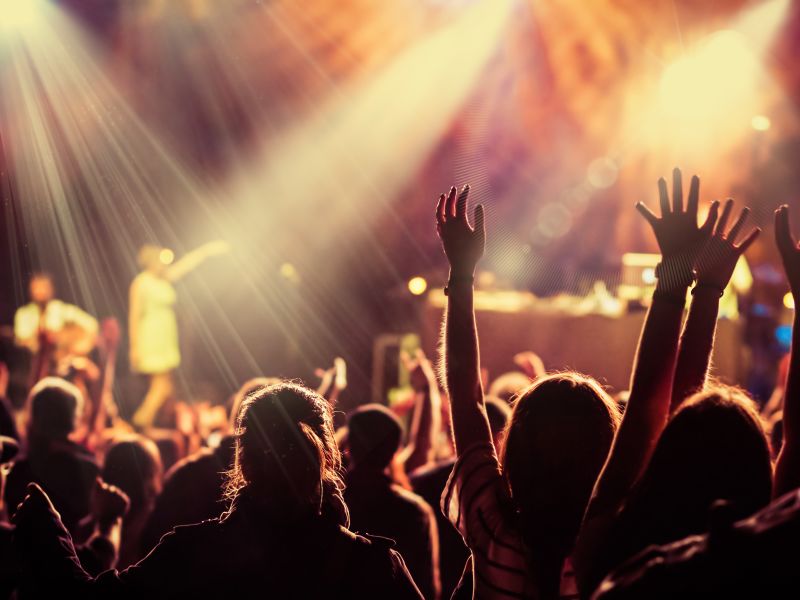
[2,169,800,598]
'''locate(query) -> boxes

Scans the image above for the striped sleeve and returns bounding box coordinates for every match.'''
[441,442,506,549]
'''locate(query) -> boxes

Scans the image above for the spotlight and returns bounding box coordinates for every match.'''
[784,292,794,310]
[751,115,771,131]
[659,30,756,123]
[408,276,428,296]
[0,0,42,30]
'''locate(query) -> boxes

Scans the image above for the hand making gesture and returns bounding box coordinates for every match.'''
[436,185,485,279]
[635,168,719,290]
[695,199,760,293]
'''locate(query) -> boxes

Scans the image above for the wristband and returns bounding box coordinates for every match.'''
[444,275,474,296]
[692,283,725,298]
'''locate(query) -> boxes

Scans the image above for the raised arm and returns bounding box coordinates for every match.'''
[774,205,800,497]
[165,240,229,282]
[400,349,442,472]
[670,200,760,412]
[576,171,714,585]
[436,185,492,455]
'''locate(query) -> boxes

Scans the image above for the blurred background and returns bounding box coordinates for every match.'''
[1,0,798,412]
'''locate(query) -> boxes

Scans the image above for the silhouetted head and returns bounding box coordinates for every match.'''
[137,245,170,276]
[228,377,282,431]
[346,404,403,471]
[619,385,772,554]
[500,373,621,591]
[29,272,54,305]
[225,382,347,526]
[28,377,83,440]
[102,435,163,516]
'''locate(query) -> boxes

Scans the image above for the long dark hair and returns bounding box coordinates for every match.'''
[500,373,621,597]
[609,385,772,570]
[223,382,348,527]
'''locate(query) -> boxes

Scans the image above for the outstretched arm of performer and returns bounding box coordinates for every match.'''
[166,240,230,282]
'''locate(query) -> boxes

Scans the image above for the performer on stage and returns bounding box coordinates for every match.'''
[129,241,228,429]
[14,272,98,360]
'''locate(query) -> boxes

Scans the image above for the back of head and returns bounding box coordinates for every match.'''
[501,373,621,587]
[623,386,772,547]
[346,404,403,471]
[225,382,347,526]
[228,377,282,430]
[28,377,83,441]
[102,435,163,514]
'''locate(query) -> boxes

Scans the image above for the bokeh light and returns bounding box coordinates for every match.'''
[751,114,771,131]
[159,248,175,265]
[587,157,618,189]
[407,276,428,296]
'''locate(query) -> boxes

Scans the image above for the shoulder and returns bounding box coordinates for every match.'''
[160,518,222,547]
[15,303,36,317]
[164,448,216,481]
[333,527,423,598]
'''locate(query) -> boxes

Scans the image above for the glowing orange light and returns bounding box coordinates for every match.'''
[408,276,428,296]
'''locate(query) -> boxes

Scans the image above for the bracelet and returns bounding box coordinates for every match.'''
[444,275,474,296]
[692,283,725,298]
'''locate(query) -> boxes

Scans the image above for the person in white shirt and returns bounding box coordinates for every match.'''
[14,273,98,357]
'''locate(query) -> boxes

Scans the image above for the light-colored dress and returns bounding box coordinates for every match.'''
[131,271,180,374]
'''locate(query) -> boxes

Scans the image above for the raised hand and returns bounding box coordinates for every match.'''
[401,348,436,392]
[695,199,760,291]
[12,483,62,530]
[90,478,130,526]
[436,185,485,277]
[776,205,800,298]
[636,168,719,260]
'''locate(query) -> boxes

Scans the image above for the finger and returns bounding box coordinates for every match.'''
[435,194,446,225]
[658,178,669,216]
[672,168,683,212]
[456,184,470,220]
[775,205,796,255]
[726,207,750,242]
[635,202,658,226]
[715,199,734,236]
[700,200,720,233]
[687,175,700,217]
[736,227,761,253]
[446,186,457,218]
[474,204,485,239]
